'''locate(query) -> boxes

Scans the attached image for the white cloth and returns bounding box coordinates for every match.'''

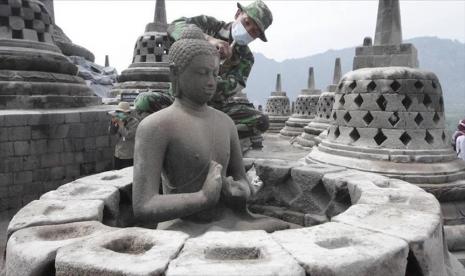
[456,135,465,161]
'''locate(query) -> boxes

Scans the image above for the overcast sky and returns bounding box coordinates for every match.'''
[54,0,465,72]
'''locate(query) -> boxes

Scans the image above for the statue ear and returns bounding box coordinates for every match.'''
[169,63,180,97]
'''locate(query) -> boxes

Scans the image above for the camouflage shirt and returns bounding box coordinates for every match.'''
[167,15,254,106]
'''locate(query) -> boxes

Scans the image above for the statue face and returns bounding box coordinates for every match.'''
[178,54,219,105]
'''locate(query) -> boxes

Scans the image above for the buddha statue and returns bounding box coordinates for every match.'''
[133,25,293,236]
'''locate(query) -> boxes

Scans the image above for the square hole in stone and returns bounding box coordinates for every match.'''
[425,130,434,144]
[21,0,29,7]
[11,7,21,16]
[391,80,401,91]
[140,55,147,62]
[205,247,261,260]
[399,132,412,146]
[24,19,33,29]
[34,12,41,20]
[349,128,360,142]
[414,80,424,90]
[433,112,440,124]
[147,47,154,54]
[388,112,400,127]
[339,95,345,106]
[12,29,23,39]
[402,95,412,110]
[37,32,44,42]
[334,127,340,139]
[354,94,364,107]
[374,129,387,146]
[423,94,432,108]
[414,113,423,126]
[376,95,387,111]
[367,81,377,91]
[0,16,8,26]
[363,111,374,126]
[343,112,352,123]
[348,80,357,91]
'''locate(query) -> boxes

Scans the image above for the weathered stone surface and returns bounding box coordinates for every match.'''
[40,182,120,223]
[166,231,305,276]
[73,166,133,202]
[55,228,188,276]
[7,199,103,237]
[272,222,409,276]
[5,221,112,276]
[333,204,446,276]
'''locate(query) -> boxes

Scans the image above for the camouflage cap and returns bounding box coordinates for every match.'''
[237,0,273,42]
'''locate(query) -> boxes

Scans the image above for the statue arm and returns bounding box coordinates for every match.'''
[133,119,221,223]
[223,119,251,203]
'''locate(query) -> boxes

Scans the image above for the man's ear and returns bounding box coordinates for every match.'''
[234,9,241,20]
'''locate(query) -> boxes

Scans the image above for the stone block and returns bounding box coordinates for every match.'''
[5,221,113,276]
[40,153,61,168]
[65,165,80,179]
[272,222,408,276]
[7,199,104,237]
[4,114,28,126]
[48,124,70,139]
[95,135,109,148]
[8,126,30,141]
[46,139,63,153]
[30,139,47,155]
[80,111,99,123]
[0,128,8,141]
[68,123,87,138]
[0,142,14,157]
[56,228,188,276]
[333,204,446,276]
[75,167,133,203]
[64,112,81,123]
[166,231,304,276]
[13,141,30,156]
[84,137,96,150]
[0,173,12,187]
[40,182,120,223]
[50,166,66,180]
[31,125,49,139]
[49,113,65,124]
[13,171,32,185]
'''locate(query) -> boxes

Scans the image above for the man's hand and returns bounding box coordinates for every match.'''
[116,119,124,128]
[206,35,233,60]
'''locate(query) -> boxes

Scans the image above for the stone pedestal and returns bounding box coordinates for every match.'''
[265,74,290,133]
[280,67,321,139]
[110,0,171,101]
[353,43,419,70]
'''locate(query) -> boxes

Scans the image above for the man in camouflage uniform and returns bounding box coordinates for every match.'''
[167,0,273,148]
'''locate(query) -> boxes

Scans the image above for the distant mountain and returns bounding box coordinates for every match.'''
[246,36,465,132]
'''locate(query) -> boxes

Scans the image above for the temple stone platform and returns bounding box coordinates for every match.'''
[2,139,465,275]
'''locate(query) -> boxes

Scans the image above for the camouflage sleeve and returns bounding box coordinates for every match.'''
[167,15,224,41]
[217,47,255,99]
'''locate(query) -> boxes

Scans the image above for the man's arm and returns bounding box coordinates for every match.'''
[133,117,223,223]
[168,15,224,41]
[217,47,254,99]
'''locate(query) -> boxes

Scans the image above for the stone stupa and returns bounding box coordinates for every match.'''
[307,1,465,251]
[264,74,291,133]
[39,0,95,62]
[110,0,171,102]
[295,58,341,148]
[280,67,321,139]
[0,0,99,108]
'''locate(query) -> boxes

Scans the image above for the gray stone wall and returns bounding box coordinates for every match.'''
[0,106,116,212]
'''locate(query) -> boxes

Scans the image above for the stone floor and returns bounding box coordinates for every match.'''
[244,133,309,161]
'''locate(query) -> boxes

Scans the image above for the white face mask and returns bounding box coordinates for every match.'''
[231,20,255,45]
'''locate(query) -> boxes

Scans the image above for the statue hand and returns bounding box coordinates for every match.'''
[222,176,251,202]
[201,161,223,207]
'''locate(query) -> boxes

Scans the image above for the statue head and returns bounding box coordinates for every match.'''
[169,25,220,103]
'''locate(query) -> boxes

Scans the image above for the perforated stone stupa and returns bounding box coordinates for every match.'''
[0,0,99,108]
[296,58,341,148]
[280,67,321,139]
[265,74,291,133]
[353,0,418,70]
[110,0,171,101]
[38,0,95,62]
